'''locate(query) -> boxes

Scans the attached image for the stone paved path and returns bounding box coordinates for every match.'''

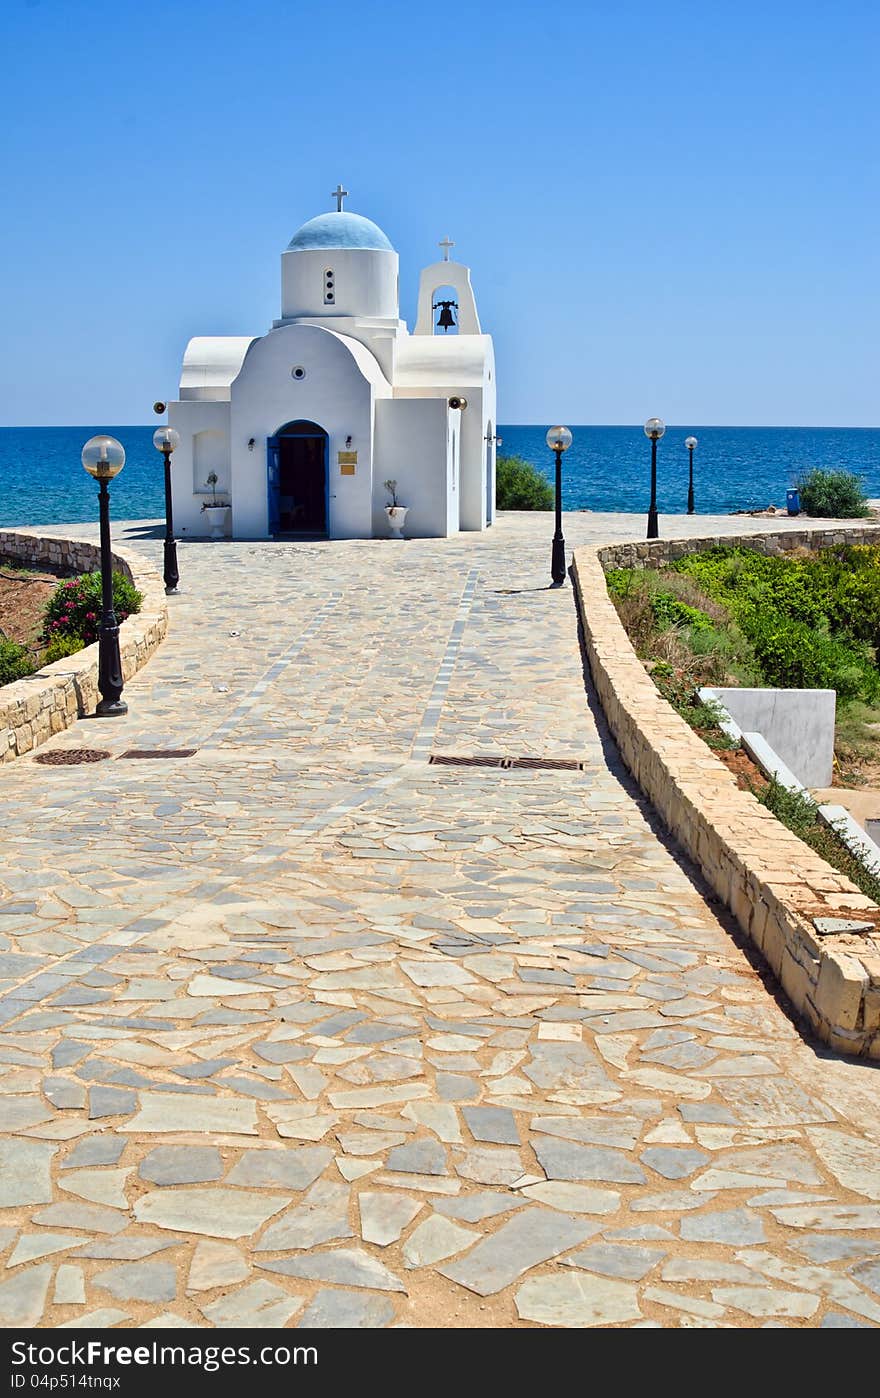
[0,512,878,1329]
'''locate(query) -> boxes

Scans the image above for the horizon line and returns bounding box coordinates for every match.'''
[1,422,877,433]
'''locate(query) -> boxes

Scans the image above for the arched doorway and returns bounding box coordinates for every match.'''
[267,420,328,537]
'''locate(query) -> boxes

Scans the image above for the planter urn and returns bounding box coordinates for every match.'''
[203,505,230,540]
[385,505,409,540]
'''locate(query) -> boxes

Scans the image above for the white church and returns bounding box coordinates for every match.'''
[167,187,497,541]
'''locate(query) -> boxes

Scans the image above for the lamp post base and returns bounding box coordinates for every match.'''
[163,537,180,596]
[165,586,180,596]
[647,509,659,540]
[95,698,128,717]
[551,537,567,586]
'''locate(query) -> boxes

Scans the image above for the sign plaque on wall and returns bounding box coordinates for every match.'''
[338,450,357,476]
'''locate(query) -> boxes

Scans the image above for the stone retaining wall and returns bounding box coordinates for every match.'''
[572,524,880,1058]
[599,523,880,570]
[0,532,168,762]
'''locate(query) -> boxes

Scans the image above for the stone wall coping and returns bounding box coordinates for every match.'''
[573,522,880,1057]
[0,531,168,762]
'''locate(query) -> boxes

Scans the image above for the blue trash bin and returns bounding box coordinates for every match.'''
[786,489,800,516]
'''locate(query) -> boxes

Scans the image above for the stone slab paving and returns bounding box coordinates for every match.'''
[0,511,878,1328]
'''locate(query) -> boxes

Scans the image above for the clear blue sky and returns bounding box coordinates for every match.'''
[1,0,876,426]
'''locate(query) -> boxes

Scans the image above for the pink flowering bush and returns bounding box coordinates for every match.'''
[43,572,142,647]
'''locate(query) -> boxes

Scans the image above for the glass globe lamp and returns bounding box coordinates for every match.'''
[81,436,125,480]
[546,426,573,452]
[153,427,180,454]
[644,418,666,441]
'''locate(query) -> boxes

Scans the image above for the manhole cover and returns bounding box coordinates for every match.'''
[34,748,111,766]
[119,749,197,760]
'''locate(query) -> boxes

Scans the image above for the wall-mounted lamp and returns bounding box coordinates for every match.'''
[345,435,352,448]
[248,438,255,451]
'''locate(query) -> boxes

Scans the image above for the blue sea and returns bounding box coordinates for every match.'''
[0,424,878,527]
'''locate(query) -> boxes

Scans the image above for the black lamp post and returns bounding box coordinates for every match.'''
[546,425,572,585]
[685,435,698,515]
[153,427,181,594]
[644,417,665,539]
[81,435,128,717]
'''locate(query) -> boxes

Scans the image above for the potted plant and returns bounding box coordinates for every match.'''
[201,473,230,539]
[383,479,409,539]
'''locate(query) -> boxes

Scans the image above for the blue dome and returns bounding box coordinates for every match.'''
[287,211,394,253]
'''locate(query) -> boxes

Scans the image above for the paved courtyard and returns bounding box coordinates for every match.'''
[0,511,878,1329]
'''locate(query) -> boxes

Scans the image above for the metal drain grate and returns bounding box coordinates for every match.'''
[119,749,198,760]
[430,754,507,768]
[34,748,111,766]
[512,757,585,771]
[430,754,585,771]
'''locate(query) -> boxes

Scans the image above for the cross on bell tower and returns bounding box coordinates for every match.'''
[439,236,455,262]
[331,184,349,212]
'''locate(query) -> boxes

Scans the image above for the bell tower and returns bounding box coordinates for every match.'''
[414,237,482,336]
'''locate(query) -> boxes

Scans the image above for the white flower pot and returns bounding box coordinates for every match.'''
[385,505,409,539]
[203,505,230,540]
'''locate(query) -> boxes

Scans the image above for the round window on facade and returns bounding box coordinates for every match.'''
[291,365,306,380]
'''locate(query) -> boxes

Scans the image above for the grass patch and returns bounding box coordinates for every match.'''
[606,543,880,896]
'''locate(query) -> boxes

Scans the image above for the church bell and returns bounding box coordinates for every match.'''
[434,299,458,332]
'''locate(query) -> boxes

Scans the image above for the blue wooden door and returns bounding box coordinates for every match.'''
[267,436,280,535]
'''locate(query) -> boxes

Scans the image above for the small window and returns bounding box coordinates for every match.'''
[324,268,335,305]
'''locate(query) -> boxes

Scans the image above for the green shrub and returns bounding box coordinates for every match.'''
[43,572,142,647]
[0,641,35,686]
[650,592,713,633]
[673,544,880,704]
[801,546,880,650]
[676,549,828,627]
[41,635,86,665]
[796,468,870,519]
[495,455,554,510]
[746,613,879,701]
[605,568,641,600]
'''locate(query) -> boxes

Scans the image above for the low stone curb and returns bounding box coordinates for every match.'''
[0,531,168,762]
[572,524,880,1058]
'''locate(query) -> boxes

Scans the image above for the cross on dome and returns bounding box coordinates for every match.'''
[331,184,349,212]
[439,236,455,262]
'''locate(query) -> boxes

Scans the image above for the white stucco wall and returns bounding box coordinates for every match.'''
[167,400,231,538]
[281,248,399,322]
[374,399,457,538]
[228,322,391,539]
[393,334,496,531]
